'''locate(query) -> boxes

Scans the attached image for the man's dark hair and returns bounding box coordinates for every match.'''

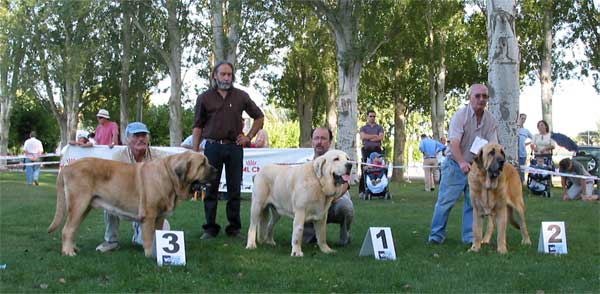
[30,131,37,138]
[558,158,572,172]
[311,127,333,141]
[537,120,550,133]
[421,134,427,139]
[367,110,376,116]
[212,61,235,82]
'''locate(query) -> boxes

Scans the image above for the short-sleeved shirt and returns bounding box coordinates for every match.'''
[193,87,264,141]
[360,124,384,149]
[447,104,498,163]
[24,137,44,159]
[95,121,119,145]
[419,138,446,158]
[112,146,169,164]
[518,127,533,158]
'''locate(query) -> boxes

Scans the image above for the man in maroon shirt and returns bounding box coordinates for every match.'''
[192,61,264,240]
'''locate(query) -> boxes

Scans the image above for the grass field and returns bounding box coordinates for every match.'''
[1,171,598,293]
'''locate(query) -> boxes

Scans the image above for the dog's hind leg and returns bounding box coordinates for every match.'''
[61,197,92,256]
[262,206,279,246]
[246,193,264,250]
[512,206,532,245]
[141,215,158,257]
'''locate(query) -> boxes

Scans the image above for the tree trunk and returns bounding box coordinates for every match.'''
[541,0,553,129]
[325,68,337,138]
[335,59,361,161]
[211,0,226,62]
[433,35,447,140]
[119,1,132,143]
[210,0,241,65]
[392,93,407,182]
[167,0,182,146]
[298,93,314,147]
[487,0,520,162]
[426,0,438,138]
[0,94,13,167]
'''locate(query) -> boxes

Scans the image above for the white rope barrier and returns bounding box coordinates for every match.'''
[0,153,60,160]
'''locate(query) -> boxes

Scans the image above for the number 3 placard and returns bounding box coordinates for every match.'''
[359,227,396,260]
[155,230,186,266]
[538,221,568,254]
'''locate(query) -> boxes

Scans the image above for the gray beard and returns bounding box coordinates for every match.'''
[216,80,232,90]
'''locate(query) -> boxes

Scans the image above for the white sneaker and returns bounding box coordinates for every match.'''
[95,241,119,253]
[162,219,170,230]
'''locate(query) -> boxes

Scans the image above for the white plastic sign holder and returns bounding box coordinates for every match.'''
[538,221,568,254]
[155,230,186,266]
[359,227,396,260]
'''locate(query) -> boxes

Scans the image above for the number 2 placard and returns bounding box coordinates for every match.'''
[359,227,396,260]
[155,230,186,266]
[538,222,568,254]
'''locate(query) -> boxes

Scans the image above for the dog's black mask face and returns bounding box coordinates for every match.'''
[487,148,506,179]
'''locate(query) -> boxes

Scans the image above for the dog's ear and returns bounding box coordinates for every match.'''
[174,158,191,182]
[475,148,484,170]
[313,156,326,178]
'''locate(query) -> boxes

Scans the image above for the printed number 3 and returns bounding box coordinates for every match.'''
[547,224,563,243]
[162,233,180,253]
[376,229,388,249]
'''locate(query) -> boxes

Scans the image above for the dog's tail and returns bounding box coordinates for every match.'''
[507,206,520,230]
[47,170,66,233]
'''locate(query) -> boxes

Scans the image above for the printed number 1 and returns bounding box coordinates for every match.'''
[547,224,563,243]
[376,229,388,249]
[162,233,180,253]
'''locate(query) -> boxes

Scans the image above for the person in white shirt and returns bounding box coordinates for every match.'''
[23,131,44,186]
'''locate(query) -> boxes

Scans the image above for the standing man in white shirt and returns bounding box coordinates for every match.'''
[23,131,44,186]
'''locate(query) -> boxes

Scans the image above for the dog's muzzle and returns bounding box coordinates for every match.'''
[334,163,353,185]
[487,157,505,179]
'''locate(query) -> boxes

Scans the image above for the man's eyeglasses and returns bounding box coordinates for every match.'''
[474,93,488,99]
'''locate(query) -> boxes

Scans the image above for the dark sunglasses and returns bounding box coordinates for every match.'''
[368,115,376,118]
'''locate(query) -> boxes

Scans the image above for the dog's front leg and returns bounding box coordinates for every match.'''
[142,215,157,257]
[290,211,306,257]
[314,219,335,254]
[496,207,508,254]
[482,214,495,244]
[469,206,484,252]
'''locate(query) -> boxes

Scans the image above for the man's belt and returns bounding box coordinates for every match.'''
[205,138,235,144]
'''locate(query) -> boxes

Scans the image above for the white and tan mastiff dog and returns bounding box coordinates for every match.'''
[48,152,216,257]
[246,150,353,256]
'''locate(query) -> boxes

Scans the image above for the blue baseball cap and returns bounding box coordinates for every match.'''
[125,122,150,137]
[369,152,381,161]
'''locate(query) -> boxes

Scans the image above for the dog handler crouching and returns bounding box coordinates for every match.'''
[303,127,354,246]
[96,122,171,252]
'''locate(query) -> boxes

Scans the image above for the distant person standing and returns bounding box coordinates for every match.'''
[23,131,44,186]
[94,109,119,148]
[359,110,384,199]
[531,120,555,162]
[428,84,498,245]
[251,129,269,148]
[192,61,264,240]
[517,113,533,182]
[419,134,446,192]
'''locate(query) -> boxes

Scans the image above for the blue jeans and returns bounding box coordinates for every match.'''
[25,158,41,185]
[429,158,473,244]
[202,142,243,236]
[518,156,527,183]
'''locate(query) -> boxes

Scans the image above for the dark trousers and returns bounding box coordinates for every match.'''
[359,147,382,193]
[203,142,243,236]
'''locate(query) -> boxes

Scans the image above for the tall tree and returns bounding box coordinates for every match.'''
[0,1,28,164]
[487,0,520,161]
[304,0,395,161]
[210,0,240,66]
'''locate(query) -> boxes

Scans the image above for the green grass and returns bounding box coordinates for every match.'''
[1,171,599,293]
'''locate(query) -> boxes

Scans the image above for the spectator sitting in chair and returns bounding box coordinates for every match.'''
[559,158,598,201]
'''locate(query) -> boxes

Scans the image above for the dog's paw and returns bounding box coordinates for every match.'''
[497,247,508,254]
[246,243,257,250]
[522,238,532,246]
[62,249,77,257]
[265,240,276,246]
[291,250,304,257]
[468,244,480,252]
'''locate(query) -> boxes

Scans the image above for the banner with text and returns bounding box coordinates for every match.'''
[60,145,314,193]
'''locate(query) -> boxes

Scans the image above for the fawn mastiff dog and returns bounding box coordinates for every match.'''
[246,150,353,257]
[468,143,532,254]
[48,152,216,257]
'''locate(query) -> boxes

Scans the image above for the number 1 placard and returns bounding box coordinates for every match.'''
[359,227,396,260]
[155,230,186,266]
[538,221,568,254]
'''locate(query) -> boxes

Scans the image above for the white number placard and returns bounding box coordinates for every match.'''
[359,227,396,260]
[155,230,186,266]
[538,221,568,254]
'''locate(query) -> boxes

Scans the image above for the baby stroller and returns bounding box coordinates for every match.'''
[526,155,554,197]
[362,152,391,200]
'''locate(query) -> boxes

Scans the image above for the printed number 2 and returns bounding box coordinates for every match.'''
[162,233,180,253]
[376,230,388,249]
[547,225,563,243]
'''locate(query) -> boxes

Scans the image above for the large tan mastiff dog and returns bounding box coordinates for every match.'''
[246,150,353,257]
[468,143,532,254]
[48,152,216,257]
